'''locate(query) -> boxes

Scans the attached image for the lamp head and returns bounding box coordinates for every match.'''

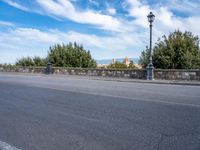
[147,12,155,23]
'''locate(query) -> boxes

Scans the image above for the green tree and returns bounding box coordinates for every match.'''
[33,56,46,66]
[16,57,34,67]
[139,46,150,68]
[16,56,46,67]
[48,42,97,68]
[128,60,136,68]
[139,30,200,69]
[107,61,128,69]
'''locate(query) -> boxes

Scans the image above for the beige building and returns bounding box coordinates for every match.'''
[123,57,130,66]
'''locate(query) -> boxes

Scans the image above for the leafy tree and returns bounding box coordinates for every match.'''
[0,63,14,67]
[139,46,150,68]
[16,56,46,67]
[139,30,200,69]
[33,56,46,66]
[16,57,34,67]
[47,42,97,68]
[107,61,128,69]
[15,42,97,68]
[128,60,136,68]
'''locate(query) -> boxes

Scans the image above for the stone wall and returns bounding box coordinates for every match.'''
[0,66,199,80]
[53,68,146,79]
[154,69,200,80]
[0,66,45,74]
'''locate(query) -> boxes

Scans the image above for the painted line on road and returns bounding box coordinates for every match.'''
[0,141,21,150]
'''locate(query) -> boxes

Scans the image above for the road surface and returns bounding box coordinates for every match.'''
[0,73,200,150]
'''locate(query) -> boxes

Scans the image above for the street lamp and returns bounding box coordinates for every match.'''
[146,12,155,80]
[46,61,52,74]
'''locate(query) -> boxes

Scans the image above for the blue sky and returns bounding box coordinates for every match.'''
[0,0,200,63]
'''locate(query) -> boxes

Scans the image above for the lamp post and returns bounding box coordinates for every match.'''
[46,61,52,74]
[146,12,155,80]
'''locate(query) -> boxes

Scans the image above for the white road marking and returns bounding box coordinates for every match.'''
[0,141,21,150]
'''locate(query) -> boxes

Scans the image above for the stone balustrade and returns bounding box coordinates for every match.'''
[0,66,199,80]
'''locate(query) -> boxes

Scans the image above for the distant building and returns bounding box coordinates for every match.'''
[111,58,116,64]
[123,57,130,66]
[97,57,142,69]
[134,64,142,69]
[97,64,109,68]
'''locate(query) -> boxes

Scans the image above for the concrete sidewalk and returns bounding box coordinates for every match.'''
[0,72,200,86]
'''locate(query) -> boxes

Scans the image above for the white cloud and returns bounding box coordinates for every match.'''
[125,0,200,41]
[0,27,145,63]
[1,0,200,64]
[36,0,122,32]
[107,8,116,15]
[154,7,200,38]
[1,0,30,11]
[125,0,151,28]
[0,21,15,27]
[89,0,99,6]
[1,0,122,31]
[166,0,200,16]
[13,28,61,43]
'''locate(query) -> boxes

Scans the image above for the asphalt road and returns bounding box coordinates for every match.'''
[0,73,200,150]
